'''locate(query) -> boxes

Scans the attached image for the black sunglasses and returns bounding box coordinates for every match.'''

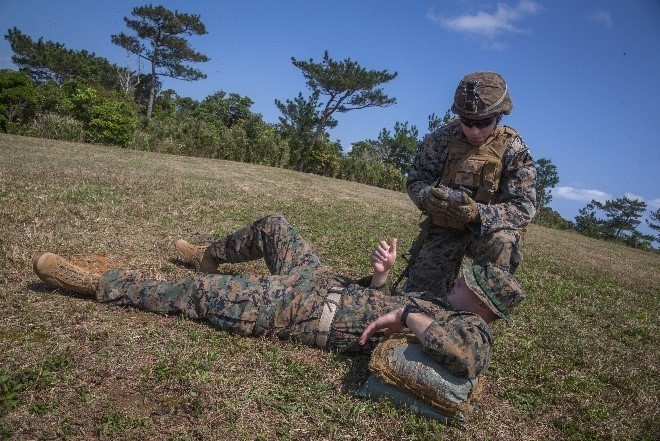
[460,116,496,128]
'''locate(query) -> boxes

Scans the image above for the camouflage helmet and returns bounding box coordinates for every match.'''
[461,261,525,320]
[451,71,513,119]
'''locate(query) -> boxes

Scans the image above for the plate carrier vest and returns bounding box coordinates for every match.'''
[430,120,518,230]
[440,119,518,204]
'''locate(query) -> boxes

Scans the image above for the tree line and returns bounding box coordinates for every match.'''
[1,4,657,250]
[1,5,414,191]
[534,161,659,250]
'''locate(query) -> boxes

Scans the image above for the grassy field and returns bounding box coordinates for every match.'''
[1,134,658,440]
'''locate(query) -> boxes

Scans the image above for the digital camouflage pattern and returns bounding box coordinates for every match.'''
[405,117,536,298]
[95,214,493,379]
[451,71,512,118]
[462,260,526,320]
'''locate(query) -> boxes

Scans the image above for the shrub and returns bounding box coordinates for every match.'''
[87,99,137,147]
[337,156,406,191]
[250,129,290,167]
[130,115,221,156]
[305,140,342,176]
[20,113,85,142]
[535,207,574,230]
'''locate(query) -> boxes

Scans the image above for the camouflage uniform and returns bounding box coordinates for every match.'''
[95,214,492,379]
[404,74,537,298]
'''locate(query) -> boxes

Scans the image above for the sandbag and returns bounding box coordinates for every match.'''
[356,335,485,421]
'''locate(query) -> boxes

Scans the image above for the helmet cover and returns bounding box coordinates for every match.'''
[451,71,512,118]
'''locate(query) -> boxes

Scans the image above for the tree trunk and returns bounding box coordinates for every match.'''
[146,43,159,119]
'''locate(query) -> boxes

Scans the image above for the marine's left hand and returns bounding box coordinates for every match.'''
[371,238,397,274]
[358,308,405,346]
[446,192,479,224]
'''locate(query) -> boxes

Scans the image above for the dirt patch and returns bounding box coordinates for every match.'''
[70,253,124,274]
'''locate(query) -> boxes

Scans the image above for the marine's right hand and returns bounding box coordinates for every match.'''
[424,186,451,216]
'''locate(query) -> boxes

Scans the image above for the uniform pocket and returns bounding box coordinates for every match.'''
[454,158,486,188]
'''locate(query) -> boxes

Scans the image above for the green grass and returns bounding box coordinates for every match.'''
[1,133,658,440]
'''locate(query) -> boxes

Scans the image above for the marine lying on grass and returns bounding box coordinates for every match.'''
[32,214,525,419]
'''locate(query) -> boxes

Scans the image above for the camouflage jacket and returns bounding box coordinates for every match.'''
[407,123,537,235]
[332,282,493,379]
[98,269,493,380]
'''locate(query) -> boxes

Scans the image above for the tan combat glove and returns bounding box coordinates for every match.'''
[424,187,451,216]
[446,192,479,224]
[429,189,479,229]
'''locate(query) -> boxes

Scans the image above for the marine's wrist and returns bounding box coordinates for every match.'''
[400,304,428,327]
[370,272,389,290]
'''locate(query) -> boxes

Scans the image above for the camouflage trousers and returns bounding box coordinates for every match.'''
[96,214,406,352]
[402,224,522,298]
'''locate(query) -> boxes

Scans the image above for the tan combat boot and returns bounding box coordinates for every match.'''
[175,240,218,273]
[33,252,100,296]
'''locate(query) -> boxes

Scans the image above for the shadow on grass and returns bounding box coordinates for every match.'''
[168,257,248,276]
[26,281,92,300]
[331,351,371,393]
[168,256,196,271]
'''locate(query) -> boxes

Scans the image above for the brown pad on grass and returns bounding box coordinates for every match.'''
[357,335,485,421]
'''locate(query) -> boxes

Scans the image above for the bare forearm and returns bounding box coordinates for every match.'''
[369,270,389,289]
[400,309,434,341]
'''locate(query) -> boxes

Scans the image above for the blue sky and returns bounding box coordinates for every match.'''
[2,0,659,237]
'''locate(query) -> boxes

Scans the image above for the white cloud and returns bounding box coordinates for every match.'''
[647,198,660,211]
[588,10,614,28]
[555,186,611,203]
[555,189,660,212]
[624,192,645,202]
[429,0,543,39]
